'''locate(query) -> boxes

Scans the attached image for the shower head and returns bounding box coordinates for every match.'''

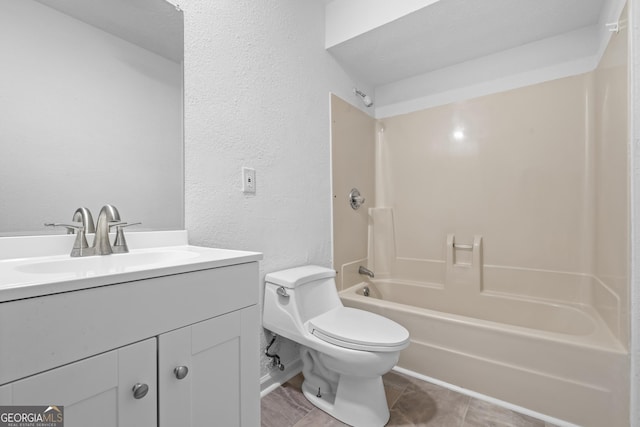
[354,88,374,108]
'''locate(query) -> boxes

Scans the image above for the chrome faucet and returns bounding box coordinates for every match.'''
[358,266,375,278]
[93,204,122,256]
[45,206,95,256]
[72,207,95,234]
[46,205,139,257]
[92,205,141,255]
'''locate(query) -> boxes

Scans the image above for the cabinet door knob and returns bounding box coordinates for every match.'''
[174,365,189,380]
[132,383,149,399]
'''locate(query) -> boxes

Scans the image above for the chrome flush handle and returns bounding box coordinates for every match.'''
[276,286,289,298]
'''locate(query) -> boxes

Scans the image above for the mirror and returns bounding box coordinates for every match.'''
[0,0,184,236]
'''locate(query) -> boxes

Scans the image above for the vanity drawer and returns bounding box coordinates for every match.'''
[0,261,258,385]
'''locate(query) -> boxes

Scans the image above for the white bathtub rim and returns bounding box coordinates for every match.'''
[368,275,601,307]
[341,282,627,354]
[392,366,582,427]
[368,276,596,312]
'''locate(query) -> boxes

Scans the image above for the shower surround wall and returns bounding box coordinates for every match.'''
[335,24,628,344]
[332,11,628,425]
[331,95,376,290]
[593,16,630,347]
[370,23,629,347]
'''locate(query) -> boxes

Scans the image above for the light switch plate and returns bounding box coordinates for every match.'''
[242,167,256,193]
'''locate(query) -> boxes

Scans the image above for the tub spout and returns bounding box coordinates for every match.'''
[358,266,374,278]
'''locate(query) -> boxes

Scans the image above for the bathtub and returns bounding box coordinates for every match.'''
[339,279,628,427]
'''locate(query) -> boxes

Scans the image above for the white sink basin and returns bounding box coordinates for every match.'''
[0,231,262,303]
[16,249,200,275]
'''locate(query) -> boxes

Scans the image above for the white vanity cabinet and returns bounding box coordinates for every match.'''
[0,338,158,427]
[0,259,260,427]
[158,306,258,427]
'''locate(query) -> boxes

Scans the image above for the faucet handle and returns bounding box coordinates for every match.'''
[45,222,90,257]
[107,221,126,230]
[108,221,141,230]
[45,222,84,233]
[111,222,141,253]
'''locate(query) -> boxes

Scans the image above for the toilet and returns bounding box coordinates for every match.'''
[263,265,410,427]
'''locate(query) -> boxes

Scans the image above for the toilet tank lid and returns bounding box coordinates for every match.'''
[265,265,336,288]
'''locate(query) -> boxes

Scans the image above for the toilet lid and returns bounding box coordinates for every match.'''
[308,307,410,352]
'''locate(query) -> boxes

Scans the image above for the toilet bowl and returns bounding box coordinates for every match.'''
[263,265,410,427]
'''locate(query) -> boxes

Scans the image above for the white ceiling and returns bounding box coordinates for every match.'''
[34,0,183,62]
[33,0,619,110]
[327,0,609,87]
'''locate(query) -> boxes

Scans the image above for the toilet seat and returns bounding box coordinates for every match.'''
[308,307,410,352]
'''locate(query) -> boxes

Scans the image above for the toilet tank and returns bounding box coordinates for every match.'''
[264,265,343,336]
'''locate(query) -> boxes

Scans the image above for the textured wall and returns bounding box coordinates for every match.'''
[180,0,371,378]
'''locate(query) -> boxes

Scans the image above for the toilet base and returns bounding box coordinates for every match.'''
[301,375,390,427]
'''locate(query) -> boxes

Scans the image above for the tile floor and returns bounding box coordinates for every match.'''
[261,371,560,427]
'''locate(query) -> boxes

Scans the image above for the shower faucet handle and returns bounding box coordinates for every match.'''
[349,188,365,210]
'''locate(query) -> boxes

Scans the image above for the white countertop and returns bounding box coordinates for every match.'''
[0,231,262,303]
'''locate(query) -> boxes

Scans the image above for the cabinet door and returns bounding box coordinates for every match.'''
[0,338,156,427]
[159,306,259,427]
